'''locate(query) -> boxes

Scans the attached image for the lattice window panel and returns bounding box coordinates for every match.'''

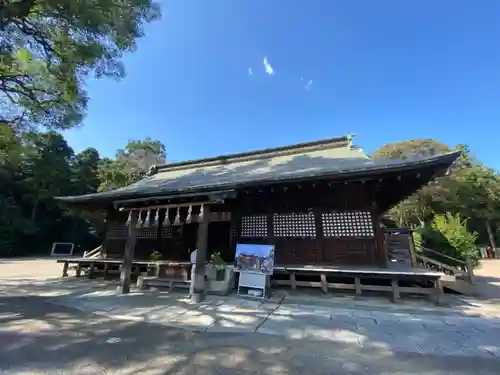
[137,228,157,239]
[161,226,173,238]
[240,215,268,237]
[231,222,239,237]
[106,226,157,239]
[273,213,317,238]
[321,211,374,237]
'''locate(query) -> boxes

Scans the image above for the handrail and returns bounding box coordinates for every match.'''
[420,247,466,266]
[385,228,412,234]
[416,254,461,274]
[415,251,474,283]
[83,245,103,259]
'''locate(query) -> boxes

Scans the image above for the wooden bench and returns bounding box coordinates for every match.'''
[136,276,191,292]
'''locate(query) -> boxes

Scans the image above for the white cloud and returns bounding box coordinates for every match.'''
[305,80,313,90]
[263,56,274,75]
[248,68,253,76]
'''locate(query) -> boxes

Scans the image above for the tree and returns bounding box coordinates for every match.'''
[98,137,166,191]
[372,139,465,227]
[421,213,479,264]
[0,0,161,130]
[72,147,101,195]
[450,164,500,250]
[22,131,75,220]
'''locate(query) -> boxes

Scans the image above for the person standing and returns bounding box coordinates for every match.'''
[189,248,197,297]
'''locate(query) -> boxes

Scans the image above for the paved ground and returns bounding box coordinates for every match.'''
[2,257,500,374]
[2,277,500,360]
[2,293,500,375]
[474,259,500,300]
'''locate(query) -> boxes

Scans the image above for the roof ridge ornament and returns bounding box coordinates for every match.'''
[147,165,158,176]
[346,133,356,150]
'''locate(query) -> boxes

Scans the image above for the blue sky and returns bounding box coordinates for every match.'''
[64,1,500,168]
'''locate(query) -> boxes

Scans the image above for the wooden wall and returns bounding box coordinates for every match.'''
[102,179,387,266]
[231,181,384,267]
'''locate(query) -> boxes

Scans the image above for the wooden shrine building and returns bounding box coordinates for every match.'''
[57,135,461,300]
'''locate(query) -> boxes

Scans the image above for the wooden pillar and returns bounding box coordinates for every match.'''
[320,273,328,294]
[61,261,69,277]
[290,271,296,290]
[354,276,362,296]
[371,201,386,268]
[76,263,83,277]
[191,204,211,303]
[391,278,400,303]
[103,262,109,279]
[434,278,444,306]
[117,210,138,294]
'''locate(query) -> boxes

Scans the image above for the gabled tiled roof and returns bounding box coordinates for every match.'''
[56,135,461,204]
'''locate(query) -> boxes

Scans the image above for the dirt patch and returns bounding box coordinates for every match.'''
[0,257,64,279]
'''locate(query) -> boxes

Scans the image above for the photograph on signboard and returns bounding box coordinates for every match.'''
[235,243,275,275]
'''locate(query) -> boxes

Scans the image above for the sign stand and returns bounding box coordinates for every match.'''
[234,243,274,300]
[235,270,269,299]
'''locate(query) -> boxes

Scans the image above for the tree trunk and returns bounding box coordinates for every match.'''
[485,221,497,258]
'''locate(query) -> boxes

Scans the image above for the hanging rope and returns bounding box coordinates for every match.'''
[136,210,143,228]
[163,207,171,227]
[153,208,160,227]
[198,204,204,222]
[144,209,151,227]
[125,210,132,226]
[185,205,192,223]
[173,207,181,225]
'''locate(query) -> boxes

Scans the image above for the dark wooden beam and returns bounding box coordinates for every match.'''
[117,210,138,294]
[191,205,211,303]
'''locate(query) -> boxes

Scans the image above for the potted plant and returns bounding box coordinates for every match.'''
[205,252,235,295]
[150,250,163,261]
[210,252,227,280]
[147,250,163,276]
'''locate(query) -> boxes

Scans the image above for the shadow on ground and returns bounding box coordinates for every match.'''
[1,293,500,375]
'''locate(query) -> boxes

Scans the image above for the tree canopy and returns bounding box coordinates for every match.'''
[372,138,500,248]
[0,0,160,130]
[0,124,166,256]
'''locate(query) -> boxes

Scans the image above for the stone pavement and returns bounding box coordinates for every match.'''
[2,295,500,375]
[3,278,499,359]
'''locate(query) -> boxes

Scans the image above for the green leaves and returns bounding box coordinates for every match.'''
[98,137,166,191]
[1,0,161,130]
[373,138,500,248]
[424,213,479,264]
[0,127,167,256]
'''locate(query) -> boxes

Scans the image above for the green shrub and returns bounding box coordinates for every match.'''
[412,230,422,250]
[149,250,162,261]
[423,213,479,265]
